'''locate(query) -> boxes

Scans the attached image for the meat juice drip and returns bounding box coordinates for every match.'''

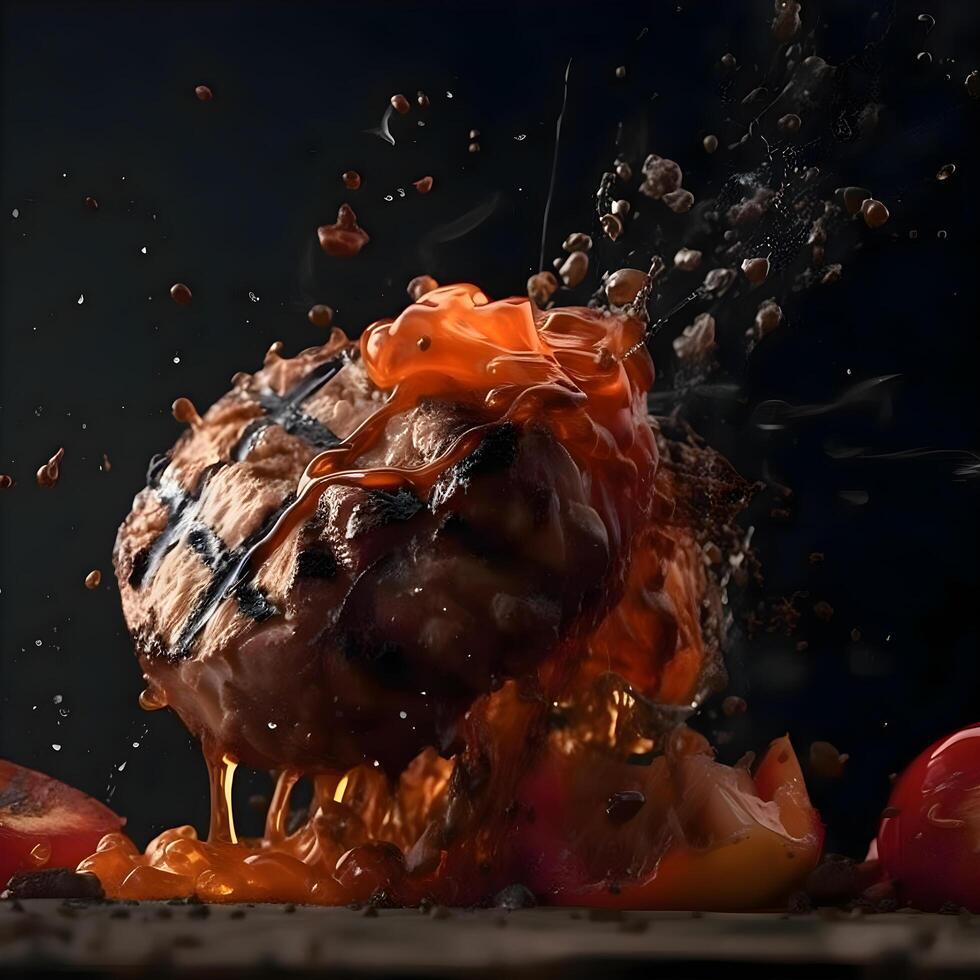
[80,285,699,905]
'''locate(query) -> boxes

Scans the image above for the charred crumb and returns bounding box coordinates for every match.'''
[493,884,537,910]
[3,869,104,901]
[187,903,210,919]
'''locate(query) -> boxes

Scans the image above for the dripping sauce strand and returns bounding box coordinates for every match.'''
[82,284,671,905]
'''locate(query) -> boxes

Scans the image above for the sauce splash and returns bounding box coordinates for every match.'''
[81,285,720,905]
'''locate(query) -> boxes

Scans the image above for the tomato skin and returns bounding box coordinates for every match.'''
[877,723,980,912]
[0,760,124,887]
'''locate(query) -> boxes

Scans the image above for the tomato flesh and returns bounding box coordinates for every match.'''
[877,723,980,912]
[513,731,823,910]
[0,759,125,887]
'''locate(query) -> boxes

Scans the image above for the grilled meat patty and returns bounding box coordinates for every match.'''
[116,329,632,774]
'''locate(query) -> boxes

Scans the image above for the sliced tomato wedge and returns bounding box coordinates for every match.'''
[512,730,823,910]
[0,759,125,887]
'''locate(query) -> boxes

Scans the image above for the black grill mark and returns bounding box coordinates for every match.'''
[167,495,295,660]
[135,347,377,658]
[186,524,226,568]
[346,488,423,539]
[231,350,350,461]
[129,463,223,590]
[236,583,280,622]
[449,422,519,480]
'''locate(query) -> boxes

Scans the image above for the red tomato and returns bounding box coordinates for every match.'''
[0,759,124,887]
[877,723,980,911]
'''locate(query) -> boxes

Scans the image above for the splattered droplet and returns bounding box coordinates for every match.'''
[170,282,193,306]
[307,304,334,328]
[36,448,65,488]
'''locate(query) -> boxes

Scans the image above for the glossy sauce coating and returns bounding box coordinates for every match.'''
[83,285,721,905]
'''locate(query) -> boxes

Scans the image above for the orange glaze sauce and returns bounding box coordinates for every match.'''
[80,284,708,905]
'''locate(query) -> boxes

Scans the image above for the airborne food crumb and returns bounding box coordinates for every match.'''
[307,304,334,328]
[558,251,589,288]
[662,188,694,214]
[640,156,682,200]
[407,275,439,301]
[562,232,592,253]
[778,113,802,134]
[674,248,702,271]
[600,213,623,241]
[527,271,558,307]
[605,269,648,306]
[741,257,770,283]
[861,199,890,229]
[170,282,192,306]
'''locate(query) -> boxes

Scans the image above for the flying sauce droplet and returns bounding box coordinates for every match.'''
[36,448,65,488]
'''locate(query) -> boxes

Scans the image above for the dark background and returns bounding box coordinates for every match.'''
[1,0,977,858]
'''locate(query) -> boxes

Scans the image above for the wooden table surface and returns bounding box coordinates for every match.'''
[2,900,979,977]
